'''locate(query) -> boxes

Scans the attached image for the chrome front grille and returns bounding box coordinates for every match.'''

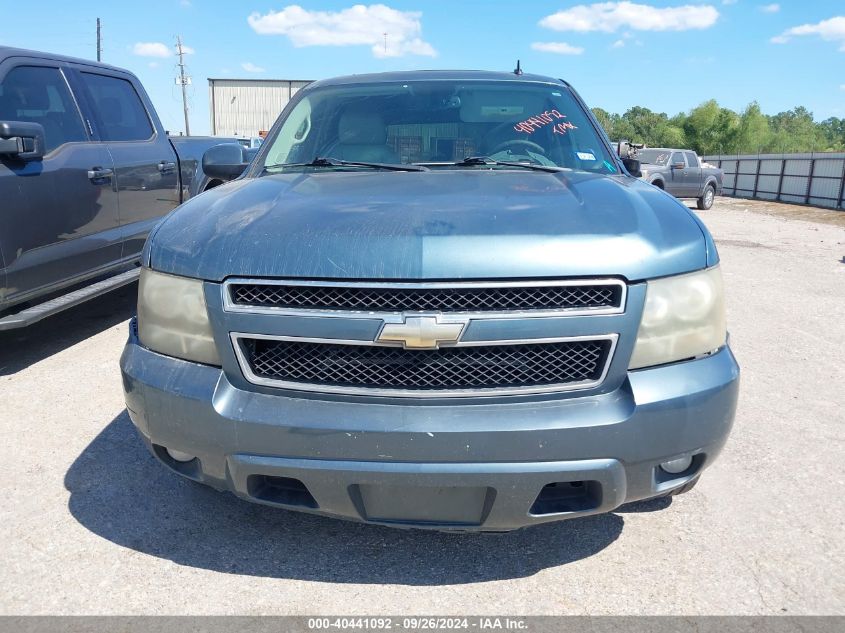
[226,279,625,315]
[225,278,626,398]
[238,337,614,395]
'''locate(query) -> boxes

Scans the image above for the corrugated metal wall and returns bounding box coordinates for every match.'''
[702,152,845,210]
[208,79,312,137]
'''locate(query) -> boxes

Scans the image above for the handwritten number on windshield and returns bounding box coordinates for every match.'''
[513,110,578,135]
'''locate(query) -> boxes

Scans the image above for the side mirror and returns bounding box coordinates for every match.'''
[672,162,686,170]
[622,157,642,177]
[202,143,249,181]
[0,121,46,161]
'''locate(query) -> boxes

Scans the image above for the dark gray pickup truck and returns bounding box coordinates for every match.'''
[638,148,723,210]
[0,46,239,329]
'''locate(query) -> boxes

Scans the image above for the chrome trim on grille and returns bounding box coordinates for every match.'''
[229,332,619,398]
[222,278,627,319]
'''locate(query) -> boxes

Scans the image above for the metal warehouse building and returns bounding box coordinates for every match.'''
[208,78,312,137]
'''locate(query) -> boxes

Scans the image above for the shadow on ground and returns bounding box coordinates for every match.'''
[0,283,136,376]
[66,411,630,585]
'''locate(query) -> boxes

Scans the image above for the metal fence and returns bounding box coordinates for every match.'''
[701,152,845,210]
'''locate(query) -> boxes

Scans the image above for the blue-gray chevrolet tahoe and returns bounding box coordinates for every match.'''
[120,70,739,531]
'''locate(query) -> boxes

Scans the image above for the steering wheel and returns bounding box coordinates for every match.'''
[490,139,546,155]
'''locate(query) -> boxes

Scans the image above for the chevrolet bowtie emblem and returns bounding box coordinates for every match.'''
[377,316,465,350]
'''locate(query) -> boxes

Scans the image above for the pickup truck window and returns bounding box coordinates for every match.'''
[263,80,617,174]
[637,149,670,166]
[670,152,685,167]
[685,152,699,168]
[0,66,87,152]
[80,72,154,142]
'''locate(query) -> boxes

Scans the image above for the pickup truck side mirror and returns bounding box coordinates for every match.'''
[202,143,249,181]
[622,157,642,177]
[0,121,46,161]
[672,161,686,170]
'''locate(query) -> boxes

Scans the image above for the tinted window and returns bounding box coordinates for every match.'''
[0,66,87,152]
[638,149,670,165]
[81,73,153,141]
[671,152,685,166]
[685,152,699,167]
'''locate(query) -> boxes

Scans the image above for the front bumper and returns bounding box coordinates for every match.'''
[121,324,739,531]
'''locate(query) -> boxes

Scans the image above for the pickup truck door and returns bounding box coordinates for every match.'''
[72,68,180,260]
[0,60,121,306]
[667,151,687,196]
[683,152,703,197]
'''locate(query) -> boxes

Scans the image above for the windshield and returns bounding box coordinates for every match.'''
[637,149,671,166]
[262,80,618,174]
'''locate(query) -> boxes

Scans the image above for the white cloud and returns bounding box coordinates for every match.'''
[759,3,779,13]
[771,16,845,51]
[241,62,266,73]
[531,41,585,55]
[539,2,719,33]
[247,4,436,58]
[132,42,172,58]
[612,39,626,48]
[132,41,193,58]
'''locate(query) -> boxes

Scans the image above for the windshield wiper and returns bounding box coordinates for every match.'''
[265,156,428,172]
[416,156,564,173]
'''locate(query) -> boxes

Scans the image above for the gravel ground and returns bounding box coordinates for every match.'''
[1,197,843,615]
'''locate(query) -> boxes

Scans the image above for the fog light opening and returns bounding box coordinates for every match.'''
[165,448,196,463]
[660,455,694,475]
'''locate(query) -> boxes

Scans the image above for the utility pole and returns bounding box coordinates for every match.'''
[96,18,102,62]
[175,36,191,136]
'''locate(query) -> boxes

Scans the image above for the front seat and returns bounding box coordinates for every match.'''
[332,110,400,163]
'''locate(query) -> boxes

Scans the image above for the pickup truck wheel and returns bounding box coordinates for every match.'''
[697,184,715,210]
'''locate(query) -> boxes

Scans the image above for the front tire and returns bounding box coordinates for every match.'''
[697,184,715,210]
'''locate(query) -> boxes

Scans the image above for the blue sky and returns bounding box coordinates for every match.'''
[2,0,843,135]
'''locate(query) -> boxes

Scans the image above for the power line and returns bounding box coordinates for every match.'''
[175,35,191,136]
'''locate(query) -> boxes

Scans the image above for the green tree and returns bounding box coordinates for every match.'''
[768,106,817,153]
[735,102,770,154]
[593,101,837,155]
[683,100,739,155]
[591,107,614,137]
[619,106,670,146]
[817,117,845,151]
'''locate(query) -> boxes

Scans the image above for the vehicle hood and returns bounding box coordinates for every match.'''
[147,170,709,282]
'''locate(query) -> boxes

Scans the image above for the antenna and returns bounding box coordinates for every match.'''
[96,18,102,62]
[514,60,523,75]
[384,32,388,55]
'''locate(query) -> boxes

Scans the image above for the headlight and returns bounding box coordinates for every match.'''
[629,266,726,370]
[137,268,221,366]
